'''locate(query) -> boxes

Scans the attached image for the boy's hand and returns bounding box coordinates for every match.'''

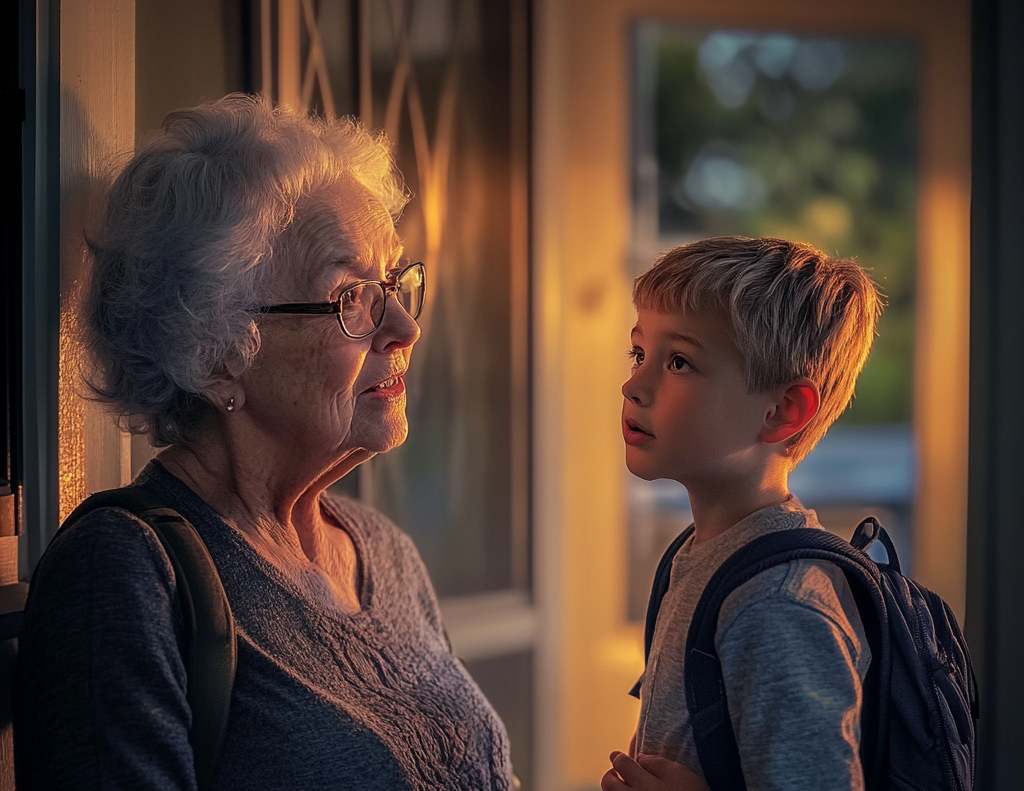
[601,751,711,791]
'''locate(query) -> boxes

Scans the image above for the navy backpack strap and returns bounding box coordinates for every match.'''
[62,485,236,791]
[630,525,695,699]
[684,528,890,791]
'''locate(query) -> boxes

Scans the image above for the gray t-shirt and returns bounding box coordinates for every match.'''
[637,498,871,791]
[15,461,513,791]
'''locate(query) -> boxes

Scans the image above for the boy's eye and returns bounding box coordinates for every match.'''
[669,355,691,372]
[627,346,644,366]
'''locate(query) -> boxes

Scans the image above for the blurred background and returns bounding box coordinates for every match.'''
[5,0,1024,789]
[628,26,920,618]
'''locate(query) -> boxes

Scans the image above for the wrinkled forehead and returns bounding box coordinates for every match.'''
[282,178,403,285]
[323,179,401,260]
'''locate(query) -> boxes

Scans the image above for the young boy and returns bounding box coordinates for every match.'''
[604,237,882,791]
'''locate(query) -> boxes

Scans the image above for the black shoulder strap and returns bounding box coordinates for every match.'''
[683,528,891,791]
[62,485,236,791]
[629,524,695,699]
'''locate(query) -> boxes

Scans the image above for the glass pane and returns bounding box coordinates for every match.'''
[628,24,918,619]
[342,0,530,598]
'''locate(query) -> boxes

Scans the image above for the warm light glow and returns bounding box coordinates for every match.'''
[58,298,85,523]
[378,1,464,342]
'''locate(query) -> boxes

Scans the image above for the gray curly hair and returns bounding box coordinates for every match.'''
[84,94,409,447]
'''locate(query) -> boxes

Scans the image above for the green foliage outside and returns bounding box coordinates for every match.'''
[644,27,918,424]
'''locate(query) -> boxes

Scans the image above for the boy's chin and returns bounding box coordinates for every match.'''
[624,457,660,482]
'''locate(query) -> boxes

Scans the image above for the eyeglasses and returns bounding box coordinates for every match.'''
[258,261,425,339]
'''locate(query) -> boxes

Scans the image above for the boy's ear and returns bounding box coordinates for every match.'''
[761,378,820,445]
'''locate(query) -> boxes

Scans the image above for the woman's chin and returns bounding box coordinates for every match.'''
[339,417,409,458]
[376,423,409,454]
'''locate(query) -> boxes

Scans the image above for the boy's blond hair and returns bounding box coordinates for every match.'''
[634,236,883,464]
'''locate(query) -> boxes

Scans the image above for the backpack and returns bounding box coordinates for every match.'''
[7,484,236,791]
[635,517,978,791]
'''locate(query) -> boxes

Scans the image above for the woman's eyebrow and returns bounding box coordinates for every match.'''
[324,259,358,279]
[319,260,366,294]
[328,258,377,279]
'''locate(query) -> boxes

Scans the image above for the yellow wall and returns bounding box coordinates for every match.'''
[58,0,136,523]
[532,1,970,788]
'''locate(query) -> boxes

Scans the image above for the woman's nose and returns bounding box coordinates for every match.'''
[372,293,421,352]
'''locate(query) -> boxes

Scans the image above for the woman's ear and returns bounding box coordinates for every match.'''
[761,378,820,445]
[205,376,246,415]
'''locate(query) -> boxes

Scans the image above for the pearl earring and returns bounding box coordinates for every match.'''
[226,397,235,412]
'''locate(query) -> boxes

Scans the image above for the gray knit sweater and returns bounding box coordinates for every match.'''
[14,461,513,790]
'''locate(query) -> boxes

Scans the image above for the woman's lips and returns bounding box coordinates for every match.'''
[365,375,406,398]
[622,417,654,446]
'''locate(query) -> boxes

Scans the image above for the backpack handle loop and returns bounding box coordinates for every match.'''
[851,517,902,574]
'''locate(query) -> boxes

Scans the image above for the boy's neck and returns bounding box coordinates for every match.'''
[687,473,792,545]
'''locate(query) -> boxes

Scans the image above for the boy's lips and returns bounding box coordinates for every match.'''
[622,416,655,446]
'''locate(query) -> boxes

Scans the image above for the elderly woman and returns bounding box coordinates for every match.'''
[14,95,513,790]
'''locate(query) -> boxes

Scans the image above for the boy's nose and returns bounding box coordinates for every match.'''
[622,372,648,406]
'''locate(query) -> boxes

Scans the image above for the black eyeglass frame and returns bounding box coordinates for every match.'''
[257,261,425,339]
